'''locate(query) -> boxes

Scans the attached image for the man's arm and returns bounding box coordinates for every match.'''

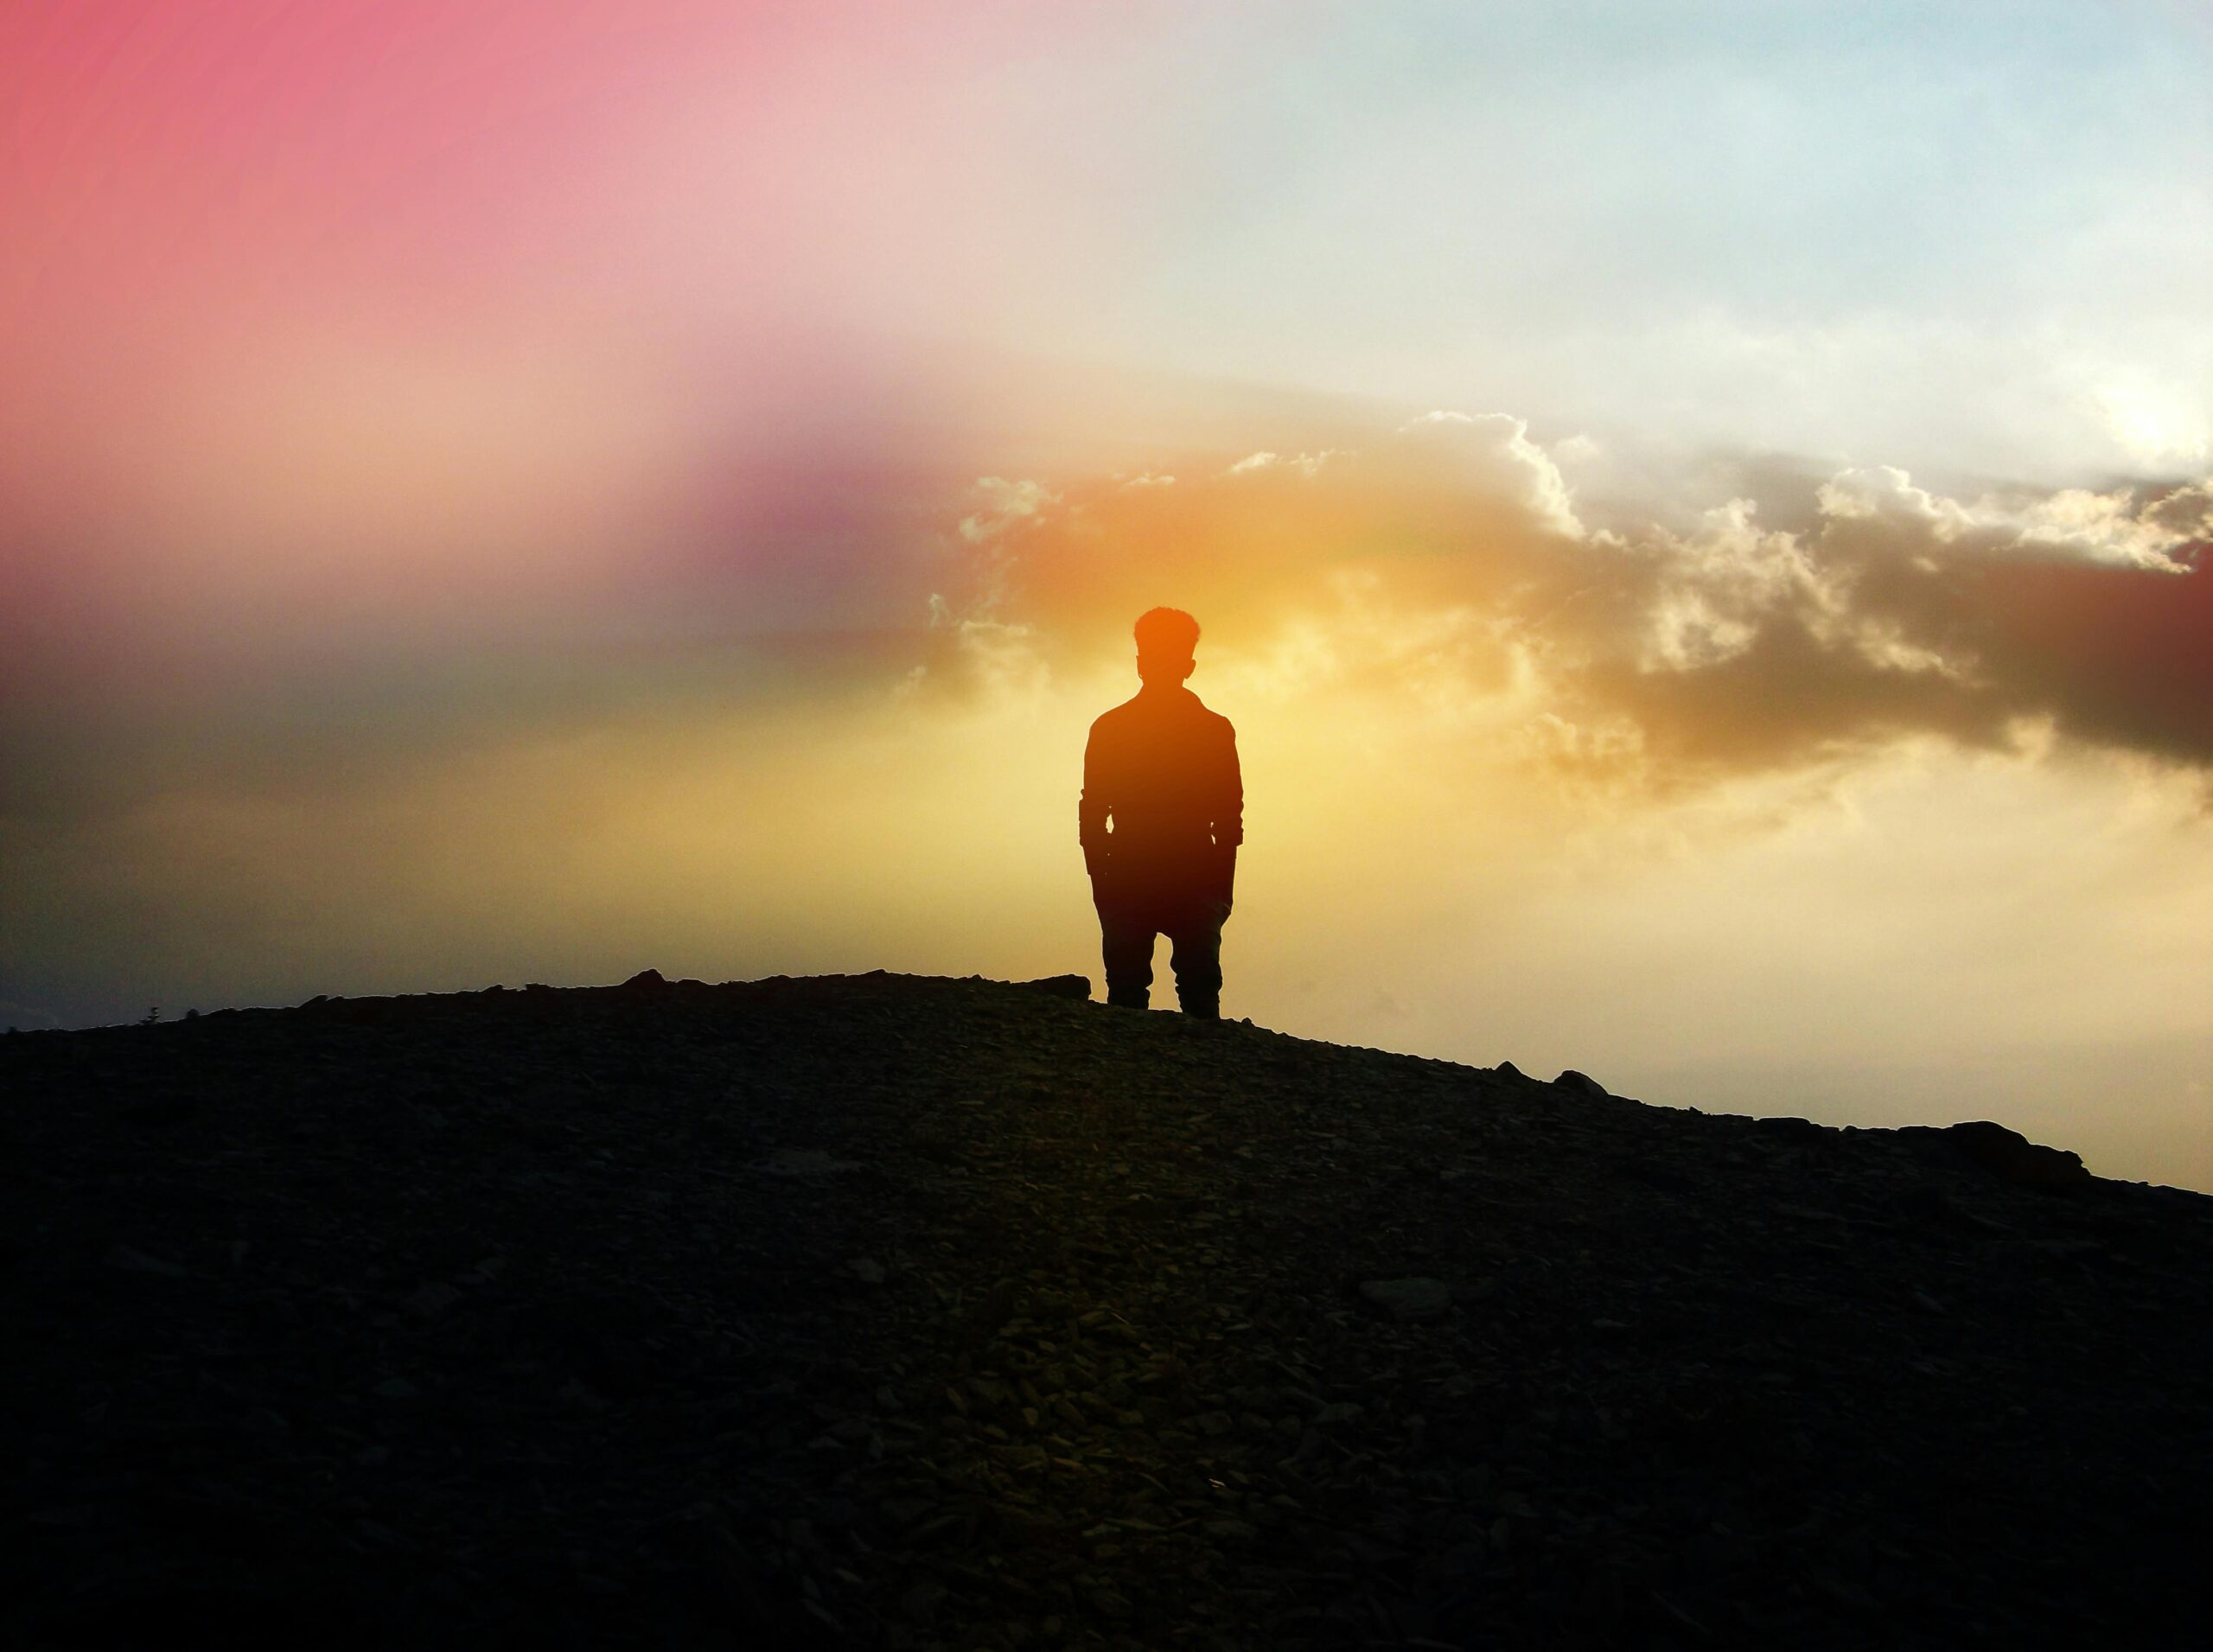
[1211,721,1242,901]
[1078,722,1111,878]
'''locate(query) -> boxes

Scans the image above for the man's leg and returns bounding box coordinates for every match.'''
[1097,900,1156,1010]
[1165,897,1229,1018]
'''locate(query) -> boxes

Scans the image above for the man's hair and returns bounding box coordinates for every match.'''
[1133,607,1200,658]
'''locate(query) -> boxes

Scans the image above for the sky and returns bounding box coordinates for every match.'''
[3,1,2209,1190]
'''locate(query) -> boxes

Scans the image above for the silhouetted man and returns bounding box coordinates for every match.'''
[1080,608,1242,1017]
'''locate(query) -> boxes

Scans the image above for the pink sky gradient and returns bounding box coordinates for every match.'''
[2,2,1179,690]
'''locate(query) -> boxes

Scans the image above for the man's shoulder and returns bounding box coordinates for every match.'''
[1090,688,1234,737]
[1089,694,1145,736]
[1185,692,1236,739]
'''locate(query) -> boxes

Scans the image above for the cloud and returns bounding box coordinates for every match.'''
[902,596,1049,711]
[956,476,1060,544]
[1224,450,1336,479]
[1815,466,2210,571]
[1392,411,1585,539]
[921,411,2213,794]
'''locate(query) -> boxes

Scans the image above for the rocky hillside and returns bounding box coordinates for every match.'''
[6,971,2210,1649]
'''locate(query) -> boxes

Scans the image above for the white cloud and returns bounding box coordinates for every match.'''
[956,476,1059,544]
[1818,465,2209,571]
[1393,411,1584,539]
[1225,449,1336,478]
[904,594,1050,710]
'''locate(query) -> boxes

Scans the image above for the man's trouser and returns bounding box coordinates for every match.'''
[1094,885,1232,1017]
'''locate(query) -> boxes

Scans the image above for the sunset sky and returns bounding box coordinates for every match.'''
[3,2,2208,1190]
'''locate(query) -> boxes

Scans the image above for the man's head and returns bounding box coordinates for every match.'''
[1133,607,1200,687]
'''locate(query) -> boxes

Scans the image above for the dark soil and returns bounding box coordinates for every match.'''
[5,971,2210,1649]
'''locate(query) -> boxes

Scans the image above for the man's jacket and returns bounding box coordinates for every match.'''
[1079,686,1241,908]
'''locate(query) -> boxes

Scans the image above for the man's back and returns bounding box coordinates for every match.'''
[1081,685,1241,909]
[1083,686,1240,856]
